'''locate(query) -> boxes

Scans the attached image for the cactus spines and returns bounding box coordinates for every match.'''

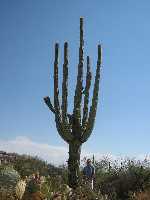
[44,18,102,188]
[15,180,26,200]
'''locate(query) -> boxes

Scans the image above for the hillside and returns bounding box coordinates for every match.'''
[0,150,65,177]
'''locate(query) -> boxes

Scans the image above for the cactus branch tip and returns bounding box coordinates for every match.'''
[43,96,50,101]
[80,17,84,21]
[64,41,68,46]
[98,44,102,63]
[55,43,59,50]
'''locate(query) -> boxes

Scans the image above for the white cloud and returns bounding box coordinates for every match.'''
[0,136,68,166]
[0,136,113,166]
[0,136,149,166]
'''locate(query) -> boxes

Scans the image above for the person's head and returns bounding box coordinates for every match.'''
[87,158,92,165]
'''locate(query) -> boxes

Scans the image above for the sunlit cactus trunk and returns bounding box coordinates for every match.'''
[68,141,81,188]
[44,18,102,188]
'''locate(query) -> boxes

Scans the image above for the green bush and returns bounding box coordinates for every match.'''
[0,165,21,200]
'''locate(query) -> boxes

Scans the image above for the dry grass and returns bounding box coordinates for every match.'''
[131,190,150,200]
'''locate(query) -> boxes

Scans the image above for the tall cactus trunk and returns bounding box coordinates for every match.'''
[68,141,82,188]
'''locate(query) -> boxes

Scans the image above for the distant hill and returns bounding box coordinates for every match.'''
[0,150,66,177]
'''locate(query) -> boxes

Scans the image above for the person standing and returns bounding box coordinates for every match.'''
[83,158,95,189]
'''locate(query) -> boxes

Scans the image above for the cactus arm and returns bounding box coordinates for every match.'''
[54,43,73,143]
[73,18,84,125]
[81,45,102,143]
[62,42,69,122]
[43,96,55,114]
[61,42,73,134]
[55,114,73,143]
[54,43,61,113]
[82,56,92,130]
[43,96,73,142]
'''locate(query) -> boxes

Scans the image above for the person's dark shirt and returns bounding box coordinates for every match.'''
[83,164,95,179]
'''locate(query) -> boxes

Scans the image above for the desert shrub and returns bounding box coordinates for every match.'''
[129,189,150,200]
[2,153,150,200]
[0,165,24,200]
[0,165,20,186]
[13,155,60,177]
[94,159,150,200]
[15,179,26,200]
[40,175,63,199]
[66,185,105,200]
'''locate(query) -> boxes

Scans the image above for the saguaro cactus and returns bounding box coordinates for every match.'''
[44,18,102,188]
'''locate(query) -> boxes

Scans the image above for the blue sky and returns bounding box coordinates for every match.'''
[0,0,150,160]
